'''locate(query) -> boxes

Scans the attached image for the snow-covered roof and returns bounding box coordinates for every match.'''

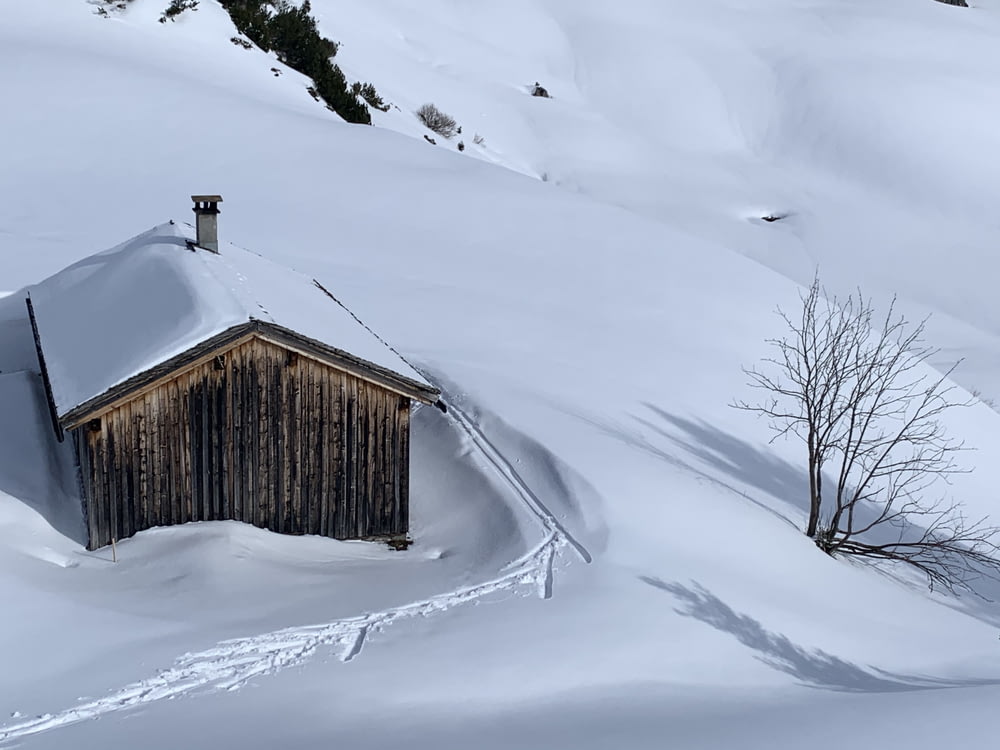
[28,222,436,422]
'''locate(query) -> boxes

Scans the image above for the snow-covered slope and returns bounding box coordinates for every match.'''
[2,1,1000,748]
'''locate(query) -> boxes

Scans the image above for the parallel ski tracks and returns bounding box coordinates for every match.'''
[0,394,590,745]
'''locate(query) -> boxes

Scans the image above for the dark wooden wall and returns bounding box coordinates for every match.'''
[74,337,411,550]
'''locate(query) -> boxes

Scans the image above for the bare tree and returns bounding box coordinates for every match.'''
[735,277,1000,594]
[415,103,458,138]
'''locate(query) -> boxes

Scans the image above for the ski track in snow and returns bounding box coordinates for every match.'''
[0,398,590,745]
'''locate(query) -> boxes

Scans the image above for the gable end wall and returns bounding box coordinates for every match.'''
[75,336,410,549]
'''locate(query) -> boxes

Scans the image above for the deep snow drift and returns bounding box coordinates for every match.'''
[2,1,1000,748]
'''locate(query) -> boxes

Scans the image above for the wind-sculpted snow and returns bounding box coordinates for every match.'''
[0,399,590,745]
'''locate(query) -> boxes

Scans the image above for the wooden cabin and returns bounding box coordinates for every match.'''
[27,197,439,550]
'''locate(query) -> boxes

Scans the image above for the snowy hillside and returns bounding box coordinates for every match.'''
[2,1,1000,748]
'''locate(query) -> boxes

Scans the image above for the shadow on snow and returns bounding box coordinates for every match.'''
[641,576,1000,693]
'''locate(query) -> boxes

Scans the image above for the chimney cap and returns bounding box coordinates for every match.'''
[192,194,223,204]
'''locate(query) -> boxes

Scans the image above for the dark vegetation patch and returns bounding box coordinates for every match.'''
[159,0,199,23]
[219,0,381,124]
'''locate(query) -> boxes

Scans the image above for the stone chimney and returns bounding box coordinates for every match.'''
[191,195,223,253]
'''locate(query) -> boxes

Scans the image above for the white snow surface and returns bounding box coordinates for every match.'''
[29,221,431,418]
[3,0,1000,748]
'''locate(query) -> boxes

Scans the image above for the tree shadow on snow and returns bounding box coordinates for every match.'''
[639,404,808,516]
[640,576,1000,692]
[632,405,1000,611]
[573,404,803,530]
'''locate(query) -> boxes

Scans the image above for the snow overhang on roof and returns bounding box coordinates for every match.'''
[27,222,439,426]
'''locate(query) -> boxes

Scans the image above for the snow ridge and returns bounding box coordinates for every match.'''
[0,398,590,745]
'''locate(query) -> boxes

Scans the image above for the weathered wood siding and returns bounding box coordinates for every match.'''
[74,337,411,550]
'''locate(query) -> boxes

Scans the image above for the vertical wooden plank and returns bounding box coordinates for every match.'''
[136,399,148,533]
[164,381,175,525]
[108,417,122,544]
[179,374,192,524]
[399,404,410,536]
[161,386,172,527]
[380,393,392,536]
[334,377,347,539]
[347,379,358,539]
[359,379,368,538]
[290,357,302,533]
[263,341,275,529]
[278,348,289,532]
[189,380,201,521]
[362,384,374,537]
[268,346,280,533]
[280,350,292,532]
[314,363,325,536]
[234,347,245,524]
[322,371,335,538]
[108,410,121,542]
[257,341,267,528]
[369,391,380,536]
[128,401,140,538]
[77,431,98,549]
[146,392,154,530]
[306,362,320,535]
[227,353,237,521]
[391,398,403,534]
[90,429,105,548]
[367,385,375,537]
[275,345,286,533]
[93,425,109,548]
[160,385,172,527]
[299,360,310,534]
[170,379,184,525]
[233,346,244,524]
[290,355,302,533]
[328,369,344,539]
[357,384,368,538]
[247,344,260,527]
[216,370,228,521]
[120,402,134,539]
[245,345,253,525]
[149,390,165,526]
[199,372,210,521]
[380,392,391,535]
[209,372,219,522]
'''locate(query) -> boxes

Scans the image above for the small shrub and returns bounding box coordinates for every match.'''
[416,103,457,138]
[230,35,254,49]
[159,0,198,23]
[457,141,465,152]
[93,0,132,15]
[473,133,485,146]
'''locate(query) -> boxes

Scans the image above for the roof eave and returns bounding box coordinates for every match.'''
[57,320,440,429]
